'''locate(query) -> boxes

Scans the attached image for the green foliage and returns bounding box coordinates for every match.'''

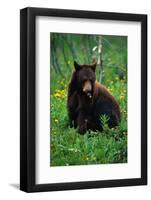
[50,33,127,166]
[100,114,110,130]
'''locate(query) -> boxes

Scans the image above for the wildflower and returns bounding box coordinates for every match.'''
[54,93,62,98]
[83,157,89,161]
[53,89,66,98]
[120,95,124,100]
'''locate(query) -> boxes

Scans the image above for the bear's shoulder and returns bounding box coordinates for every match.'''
[93,81,116,102]
[94,81,108,97]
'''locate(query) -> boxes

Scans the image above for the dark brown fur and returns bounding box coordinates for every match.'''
[67,61,120,134]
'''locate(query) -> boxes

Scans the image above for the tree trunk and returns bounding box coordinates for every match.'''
[98,36,103,83]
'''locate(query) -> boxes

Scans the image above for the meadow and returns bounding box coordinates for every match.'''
[50,34,127,166]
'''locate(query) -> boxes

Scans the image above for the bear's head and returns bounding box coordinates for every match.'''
[74,60,97,98]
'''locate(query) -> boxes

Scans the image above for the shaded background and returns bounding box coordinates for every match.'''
[50,33,127,84]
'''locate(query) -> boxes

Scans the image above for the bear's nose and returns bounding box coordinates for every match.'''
[83,80,92,93]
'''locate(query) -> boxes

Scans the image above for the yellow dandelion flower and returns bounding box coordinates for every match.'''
[120,95,125,100]
[53,88,66,98]
[83,157,89,161]
[54,93,61,98]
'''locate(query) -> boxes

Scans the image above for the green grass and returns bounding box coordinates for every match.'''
[50,66,127,166]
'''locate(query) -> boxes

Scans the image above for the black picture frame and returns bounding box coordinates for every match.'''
[20,7,147,192]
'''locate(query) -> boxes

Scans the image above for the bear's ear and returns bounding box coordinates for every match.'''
[91,60,97,72]
[74,61,82,71]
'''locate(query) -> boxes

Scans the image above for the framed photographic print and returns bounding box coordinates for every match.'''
[20,7,147,192]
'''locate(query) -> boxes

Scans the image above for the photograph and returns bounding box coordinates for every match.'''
[50,33,127,166]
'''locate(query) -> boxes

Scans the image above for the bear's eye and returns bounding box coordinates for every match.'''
[82,77,87,82]
[89,78,94,82]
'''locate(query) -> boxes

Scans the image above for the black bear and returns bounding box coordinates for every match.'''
[67,61,120,134]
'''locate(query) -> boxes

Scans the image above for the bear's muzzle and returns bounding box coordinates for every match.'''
[82,80,92,98]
